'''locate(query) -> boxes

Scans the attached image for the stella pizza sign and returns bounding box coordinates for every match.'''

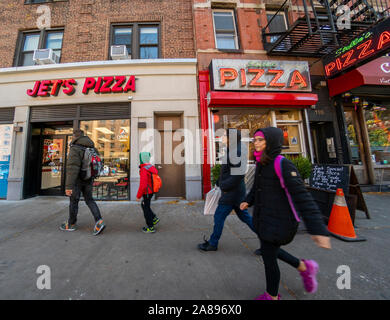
[210,59,311,92]
[323,17,390,79]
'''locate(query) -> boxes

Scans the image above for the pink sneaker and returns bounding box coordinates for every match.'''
[299,259,319,293]
[254,292,281,300]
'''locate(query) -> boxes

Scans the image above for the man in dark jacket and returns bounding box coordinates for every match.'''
[60,129,105,235]
[198,128,257,251]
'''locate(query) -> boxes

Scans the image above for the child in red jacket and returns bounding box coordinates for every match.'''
[136,152,160,233]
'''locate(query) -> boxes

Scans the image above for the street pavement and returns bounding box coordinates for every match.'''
[0,193,389,300]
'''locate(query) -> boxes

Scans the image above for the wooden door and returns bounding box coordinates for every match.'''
[155,115,185,198]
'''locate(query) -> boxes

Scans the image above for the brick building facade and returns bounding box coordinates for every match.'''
[0,0,195,68]
[0,0,202,201]
[193,0,390,194]
[193,0,324,74]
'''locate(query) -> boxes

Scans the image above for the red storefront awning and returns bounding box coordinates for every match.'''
[328,57,390,97]
[207,91,318,108]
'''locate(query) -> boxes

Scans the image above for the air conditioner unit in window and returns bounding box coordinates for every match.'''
[33,48,59,65]
[111,45,130,60]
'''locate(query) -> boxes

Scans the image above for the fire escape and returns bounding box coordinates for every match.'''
[262,0,390,57]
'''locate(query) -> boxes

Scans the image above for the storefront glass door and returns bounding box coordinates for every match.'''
[40,135,70,195]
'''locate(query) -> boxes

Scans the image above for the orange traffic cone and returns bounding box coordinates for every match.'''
[327,188,366,242]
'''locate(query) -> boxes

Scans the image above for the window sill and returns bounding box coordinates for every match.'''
[216,49,242,54]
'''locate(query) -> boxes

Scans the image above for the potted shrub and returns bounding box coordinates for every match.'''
[285,155,312,182]
[211,164,221,187]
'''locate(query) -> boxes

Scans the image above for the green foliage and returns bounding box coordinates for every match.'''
[285,155,312,180]
[368,129,389,146]
[211,164,221,186]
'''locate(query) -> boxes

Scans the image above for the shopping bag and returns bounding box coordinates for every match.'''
[203,187,221,215]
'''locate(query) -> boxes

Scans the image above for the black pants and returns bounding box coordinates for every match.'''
[141,193,156,227]
[69,179,102,225]
[260,239,300,297]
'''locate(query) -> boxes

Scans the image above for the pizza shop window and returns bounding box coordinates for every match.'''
[275,110,305,157]
[80,120,130,200]
[277,124,302,154]
[211,108,306,165]
[364,103,390,166]
[211,108,272,164]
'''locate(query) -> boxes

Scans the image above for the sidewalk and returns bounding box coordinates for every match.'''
[0,193,389,300]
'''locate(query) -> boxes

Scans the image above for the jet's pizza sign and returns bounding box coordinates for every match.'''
[27,75,136,97]
[323,18,390,79]
[210,59,311,92]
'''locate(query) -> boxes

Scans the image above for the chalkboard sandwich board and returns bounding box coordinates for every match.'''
[309,164,350,195]
[308,164,370,221]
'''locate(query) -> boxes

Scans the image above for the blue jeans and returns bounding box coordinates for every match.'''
[209,204,256,248]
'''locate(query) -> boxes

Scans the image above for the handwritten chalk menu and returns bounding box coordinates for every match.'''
[309,164,350,194]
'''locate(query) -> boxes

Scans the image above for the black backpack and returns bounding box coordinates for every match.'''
[71,144,103,180]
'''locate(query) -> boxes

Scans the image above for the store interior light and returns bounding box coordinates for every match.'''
[95,127,114,135]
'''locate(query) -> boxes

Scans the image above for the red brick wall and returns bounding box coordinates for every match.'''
[0,0,195,68]
[194,0,390,75]
[193,0,332,75]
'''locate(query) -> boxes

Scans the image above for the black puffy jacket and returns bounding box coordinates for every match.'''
[217,129,247,206]
[65,135,95,190]
[245,127,329,245]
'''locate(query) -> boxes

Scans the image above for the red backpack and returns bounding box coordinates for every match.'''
[71,144,103,180]
[144,164,162,193]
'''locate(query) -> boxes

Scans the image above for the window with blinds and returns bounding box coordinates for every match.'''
[0,108,15,124]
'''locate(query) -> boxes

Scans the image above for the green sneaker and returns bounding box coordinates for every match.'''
[93,219,106,236]
[142,226,156,234]
[153,217,160,226]
[60,222,76,232]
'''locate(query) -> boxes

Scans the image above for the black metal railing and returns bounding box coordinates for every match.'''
[262,0,390,56]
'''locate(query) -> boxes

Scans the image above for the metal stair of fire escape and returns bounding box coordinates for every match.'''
[265,0,385,56]
[288,0,339,55]
[324,0,382,52]
[327,0,380,23]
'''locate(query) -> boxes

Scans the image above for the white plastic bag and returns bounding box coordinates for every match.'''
[203,187,221,215]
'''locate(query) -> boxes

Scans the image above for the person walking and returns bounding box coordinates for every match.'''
[136,152,160,234]
[60,129,105,235]
[240,127,331,300]
[198,128,257,251]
